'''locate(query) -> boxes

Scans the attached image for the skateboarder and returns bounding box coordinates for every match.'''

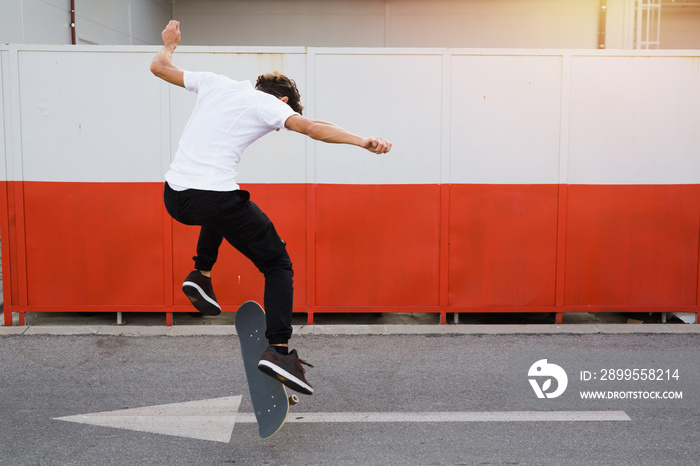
[151,20,392,395]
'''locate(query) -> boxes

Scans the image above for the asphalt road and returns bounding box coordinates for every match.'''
[1,333,698,465]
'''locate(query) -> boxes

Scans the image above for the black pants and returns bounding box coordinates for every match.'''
[163,182,293,344]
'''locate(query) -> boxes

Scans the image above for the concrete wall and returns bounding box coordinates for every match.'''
[174,0,700,50]
[0,0,172,45]
[76,0,172,45]
[0,0,72,44]
[174,0,602,48]
[2,1,697,49]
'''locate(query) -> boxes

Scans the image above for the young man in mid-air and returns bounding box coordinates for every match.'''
[151,20,392,395]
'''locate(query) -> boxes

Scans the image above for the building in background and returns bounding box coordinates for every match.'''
[0,0,698,49]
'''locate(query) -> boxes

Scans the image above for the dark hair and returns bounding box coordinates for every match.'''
[255,71,304,115]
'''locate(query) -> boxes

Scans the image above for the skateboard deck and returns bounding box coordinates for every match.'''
[235,301,297,439]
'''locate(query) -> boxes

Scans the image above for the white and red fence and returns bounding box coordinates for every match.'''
[2,46,699,325]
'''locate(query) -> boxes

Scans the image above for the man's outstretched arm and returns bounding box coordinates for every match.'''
[150,20,185,88]
[285,115,392,154]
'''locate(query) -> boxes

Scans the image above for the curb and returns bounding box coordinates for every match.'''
[1,323,699,336]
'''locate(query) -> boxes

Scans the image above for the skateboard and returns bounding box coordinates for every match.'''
[235,301,298,439]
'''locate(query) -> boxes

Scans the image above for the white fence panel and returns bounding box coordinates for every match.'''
[450,54,563,184]
[568,55,700,185]
[17,50,162,182]
[312,51,444,185]
[1,46,699,186]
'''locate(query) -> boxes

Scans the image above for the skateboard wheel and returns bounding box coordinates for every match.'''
[289,394,299,405]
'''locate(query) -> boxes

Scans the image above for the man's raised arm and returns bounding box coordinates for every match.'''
[150,20,185,88]
[285,115,392,154]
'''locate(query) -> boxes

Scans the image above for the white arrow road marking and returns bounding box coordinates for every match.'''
[53,396,242,443]
[237,410,631,423]
[54,396,630,443]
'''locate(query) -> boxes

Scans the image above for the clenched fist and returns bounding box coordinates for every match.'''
[161,20,181,48]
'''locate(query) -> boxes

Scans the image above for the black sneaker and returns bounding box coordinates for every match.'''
[182,270,221,316]
[258,347,314,395]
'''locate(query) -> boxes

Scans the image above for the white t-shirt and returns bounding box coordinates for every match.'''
[165,71,298,191]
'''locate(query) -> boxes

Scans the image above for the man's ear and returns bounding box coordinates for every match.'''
[279,96,289,103]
